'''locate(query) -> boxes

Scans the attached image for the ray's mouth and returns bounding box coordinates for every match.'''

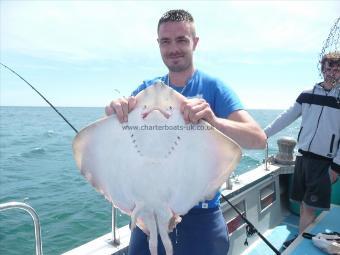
[142,107,171,119]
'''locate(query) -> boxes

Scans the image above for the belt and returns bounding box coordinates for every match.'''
[298,149,332,162]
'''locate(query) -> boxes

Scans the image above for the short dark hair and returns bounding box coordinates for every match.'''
[157,9,195,35]
[321,51,340,71]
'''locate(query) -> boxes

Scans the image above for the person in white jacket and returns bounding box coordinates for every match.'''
[264,52,340,247]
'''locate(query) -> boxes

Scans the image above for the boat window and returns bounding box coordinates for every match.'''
[259,182,276,212]
[223,200,246,236]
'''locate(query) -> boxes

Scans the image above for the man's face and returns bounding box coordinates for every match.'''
[323,60,340,86]
[157,21,199,73]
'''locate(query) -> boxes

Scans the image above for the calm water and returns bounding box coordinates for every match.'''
[0,106,300,254]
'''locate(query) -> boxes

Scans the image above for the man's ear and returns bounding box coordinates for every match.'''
[193,37,199,51]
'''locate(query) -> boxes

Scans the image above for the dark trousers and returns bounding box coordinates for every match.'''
[128,207,229,255]
[291,155,332,209]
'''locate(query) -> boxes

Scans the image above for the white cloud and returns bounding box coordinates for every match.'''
[1,1,159,61]
[197,1,339,54]
[1,0,339,108]
[1,1,339,63]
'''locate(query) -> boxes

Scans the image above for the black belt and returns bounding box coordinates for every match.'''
[298,149,332,162]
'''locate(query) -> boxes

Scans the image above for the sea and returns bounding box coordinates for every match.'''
[0,106,301,255]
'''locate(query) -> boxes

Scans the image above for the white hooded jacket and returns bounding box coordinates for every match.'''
[265,83,340,173]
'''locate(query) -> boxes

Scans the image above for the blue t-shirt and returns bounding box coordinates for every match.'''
[132,70,243,118]
[131,70,243,207]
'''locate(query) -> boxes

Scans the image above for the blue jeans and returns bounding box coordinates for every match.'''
[128,207,229,255]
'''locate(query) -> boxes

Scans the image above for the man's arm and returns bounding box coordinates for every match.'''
[212,110,266,149]
[181,98,266,149]
[264,102,301,138]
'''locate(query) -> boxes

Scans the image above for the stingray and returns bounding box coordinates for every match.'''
[73,82,242,255]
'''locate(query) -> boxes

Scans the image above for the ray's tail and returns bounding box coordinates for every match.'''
[130,204,174,255]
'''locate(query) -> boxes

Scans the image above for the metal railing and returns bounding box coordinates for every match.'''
[0,201,43,255]
[111,206,121,245]
[264,140,270,171]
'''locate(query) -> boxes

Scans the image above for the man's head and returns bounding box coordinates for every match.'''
[321,51,340,88]
[157,10,199,73]
[157,9,196,37]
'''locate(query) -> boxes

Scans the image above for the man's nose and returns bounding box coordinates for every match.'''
[165,41,180,52]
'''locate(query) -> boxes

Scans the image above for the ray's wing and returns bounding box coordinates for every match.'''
[163,113,242,215]
[72,82,242,218]
[73,115,137,214]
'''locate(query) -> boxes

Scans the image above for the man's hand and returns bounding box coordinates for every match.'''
[330,169,338,184]
[105,96,137,123]
[180,98,216,125]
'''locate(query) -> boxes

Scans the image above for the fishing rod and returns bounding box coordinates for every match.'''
[0,63,79,134]
[1,62,280,254]
[221,193,281,255]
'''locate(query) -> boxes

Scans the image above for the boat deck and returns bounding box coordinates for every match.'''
[244,204,340,255]
[242,212,299,255]
[283,204,340,255]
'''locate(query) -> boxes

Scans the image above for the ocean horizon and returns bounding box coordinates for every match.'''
[0,106,301,254]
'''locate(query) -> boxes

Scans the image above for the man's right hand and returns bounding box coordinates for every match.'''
[105,96,137,123]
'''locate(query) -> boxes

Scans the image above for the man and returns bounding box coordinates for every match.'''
[264,51,340,248]
[106,9,266,255]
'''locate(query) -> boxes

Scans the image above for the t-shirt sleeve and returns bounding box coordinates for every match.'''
[214,82,244,118]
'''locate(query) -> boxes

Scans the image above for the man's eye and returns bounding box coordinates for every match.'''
[178,39,188,43]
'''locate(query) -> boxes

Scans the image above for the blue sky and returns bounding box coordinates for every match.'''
[1,0,339,109]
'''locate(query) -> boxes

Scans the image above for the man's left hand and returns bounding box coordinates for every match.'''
[180,98,216,125]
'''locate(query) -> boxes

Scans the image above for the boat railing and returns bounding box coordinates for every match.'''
[0,201,43,255]
[264,140,270,171]
[226,136,297,189]
[111,206,120,246]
